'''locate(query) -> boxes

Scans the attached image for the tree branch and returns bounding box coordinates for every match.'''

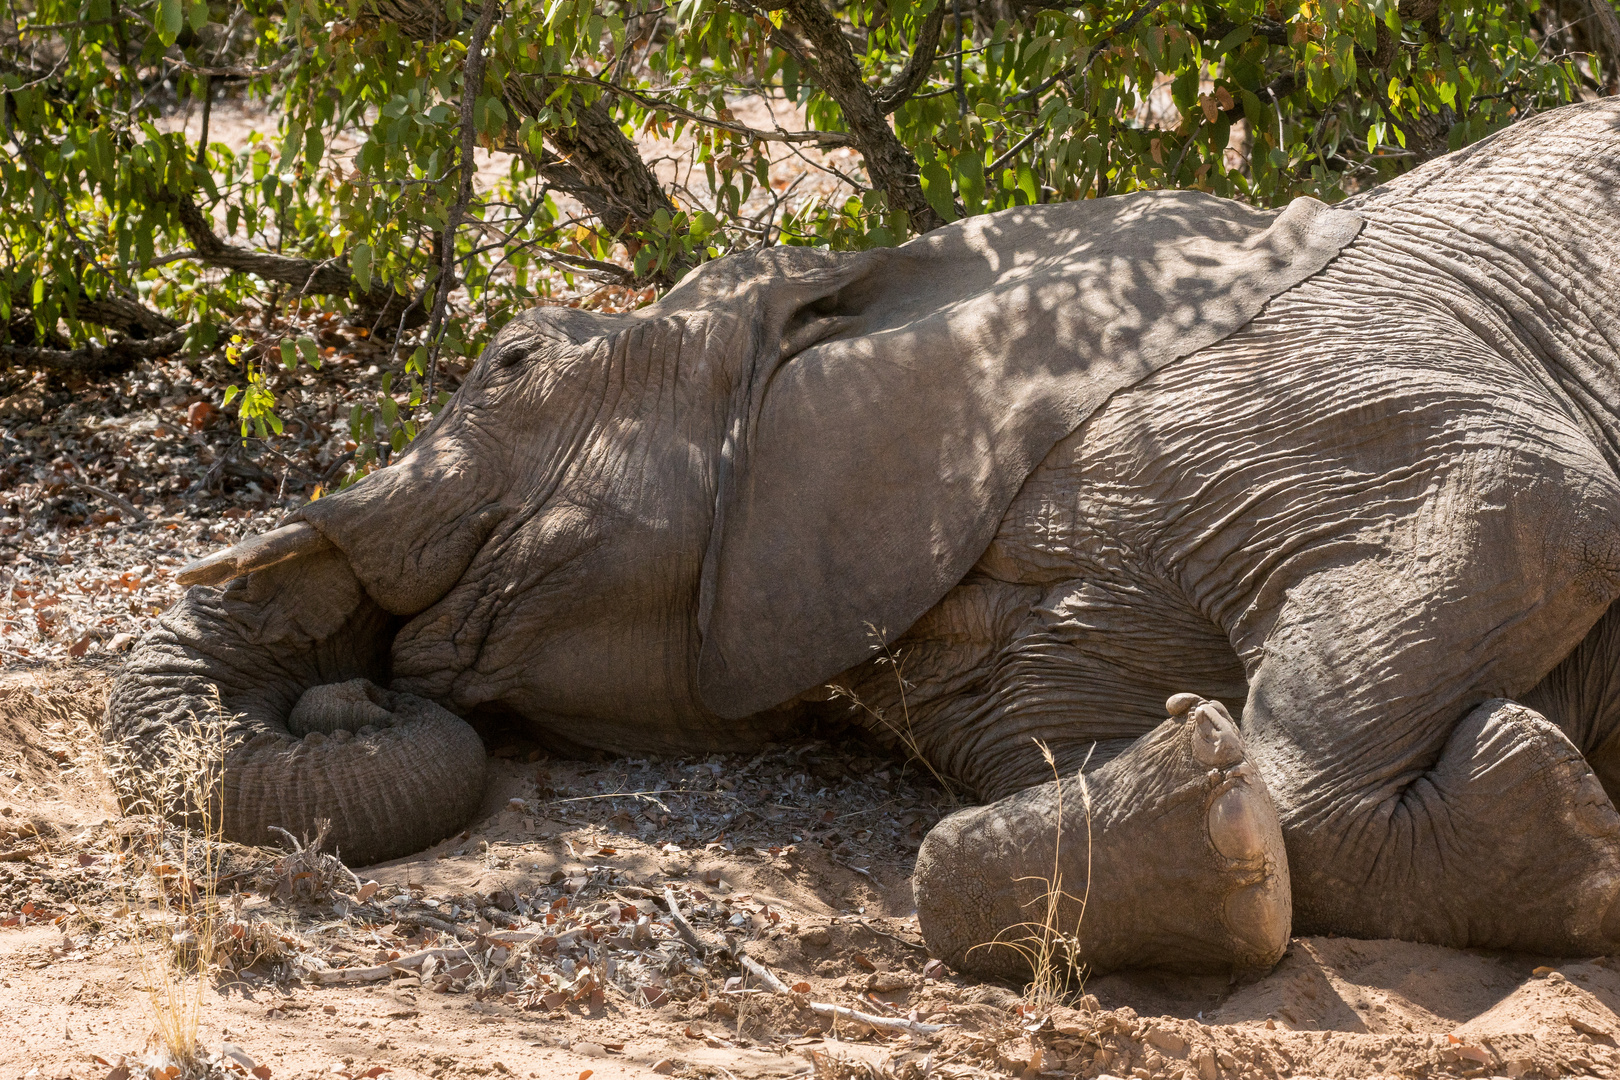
[779,0,946,233]
[1572,0,1620,91]
[549,73,856,146]
[166,191,423,327]
[1008,0,1169,103]
[0,326,189,373]
[372,0,683,270]
[163,50,299,79]
[507,84,682,247]
[874,4,946,114]
[424,0,501,387]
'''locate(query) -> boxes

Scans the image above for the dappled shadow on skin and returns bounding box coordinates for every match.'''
[697,190,1359,719]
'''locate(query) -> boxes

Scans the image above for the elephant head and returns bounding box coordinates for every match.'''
[105,191,1360,865]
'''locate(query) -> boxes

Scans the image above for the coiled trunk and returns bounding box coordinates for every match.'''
[103,546,485,866]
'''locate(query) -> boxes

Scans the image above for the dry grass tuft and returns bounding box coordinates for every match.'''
[827,624,957,801]
[970,740,1094,1015]
[264,819,360,905]
[103,699,231,1077]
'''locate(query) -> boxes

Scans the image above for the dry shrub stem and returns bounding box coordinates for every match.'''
[970,740,1094,1011]
[266,820,362,904]
[827,624,958,800]
[104,698,230,1075]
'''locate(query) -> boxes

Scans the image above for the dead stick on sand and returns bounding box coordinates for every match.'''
[738,952,946,1036]
[312,945,468,985]
[663,884,711,955]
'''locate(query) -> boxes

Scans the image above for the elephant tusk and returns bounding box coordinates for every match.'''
[176,522,334,587]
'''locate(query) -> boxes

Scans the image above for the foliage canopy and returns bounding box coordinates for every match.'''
[2,0,1613,477]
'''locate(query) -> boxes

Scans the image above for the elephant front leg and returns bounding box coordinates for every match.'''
[914,697,1290,979]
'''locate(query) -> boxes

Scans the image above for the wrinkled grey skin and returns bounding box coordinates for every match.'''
[108,100,1620,979]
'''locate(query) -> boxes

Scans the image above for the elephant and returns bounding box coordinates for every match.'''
[106,98,1620,980]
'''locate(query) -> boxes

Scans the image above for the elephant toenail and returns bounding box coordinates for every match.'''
[1223,875,1291,966]
[1208,786,1267,860]
[1191,705,1245,767]
[1602,889,1620,945]
[1166,693,1202,717]
[1570,772,1620,836]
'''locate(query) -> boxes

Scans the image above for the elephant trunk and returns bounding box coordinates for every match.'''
[104,545,485,866]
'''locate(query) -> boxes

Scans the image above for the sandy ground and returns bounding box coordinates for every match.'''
[2,669,1619,1080]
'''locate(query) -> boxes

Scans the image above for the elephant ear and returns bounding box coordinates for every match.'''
[697,191,1363,719]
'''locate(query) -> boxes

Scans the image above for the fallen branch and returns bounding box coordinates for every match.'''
[0,847,42,863]
[662,884,711,955]
[69,482,148,525]
[0,327,189,373]
[739,951,947,1036]
[397,910,478,942]
[312,945,467,984]
[808,1000,946,1036]
[739,953,792,994]
[856,918,932,953]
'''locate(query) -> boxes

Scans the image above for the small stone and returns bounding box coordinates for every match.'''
[651,1061,676,1076]
[1145,1028,1190,1057]
[571,1042,606,1058]
[799,927,832,948]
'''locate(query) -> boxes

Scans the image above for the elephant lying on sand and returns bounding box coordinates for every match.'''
[109,98,1620,978]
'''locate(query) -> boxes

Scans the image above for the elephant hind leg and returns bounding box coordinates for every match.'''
[1279,693,1620,953]
[915,698,1290,979]
[1393,700,1620,950]
[1524,600,1620,812]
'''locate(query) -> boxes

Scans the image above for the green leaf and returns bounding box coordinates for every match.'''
[157,0,184,43]
[187,0,209,32]
[298,336,320,368]
[920,160,957,223]
[280,338,297,369]
[690,211,720,240]
[1212,23,1253,57]
[351,242,372,293]
[954,152,986,216]
[223,386,240,407]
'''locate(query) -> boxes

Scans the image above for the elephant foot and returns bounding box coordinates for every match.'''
[914,695,1289,980]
